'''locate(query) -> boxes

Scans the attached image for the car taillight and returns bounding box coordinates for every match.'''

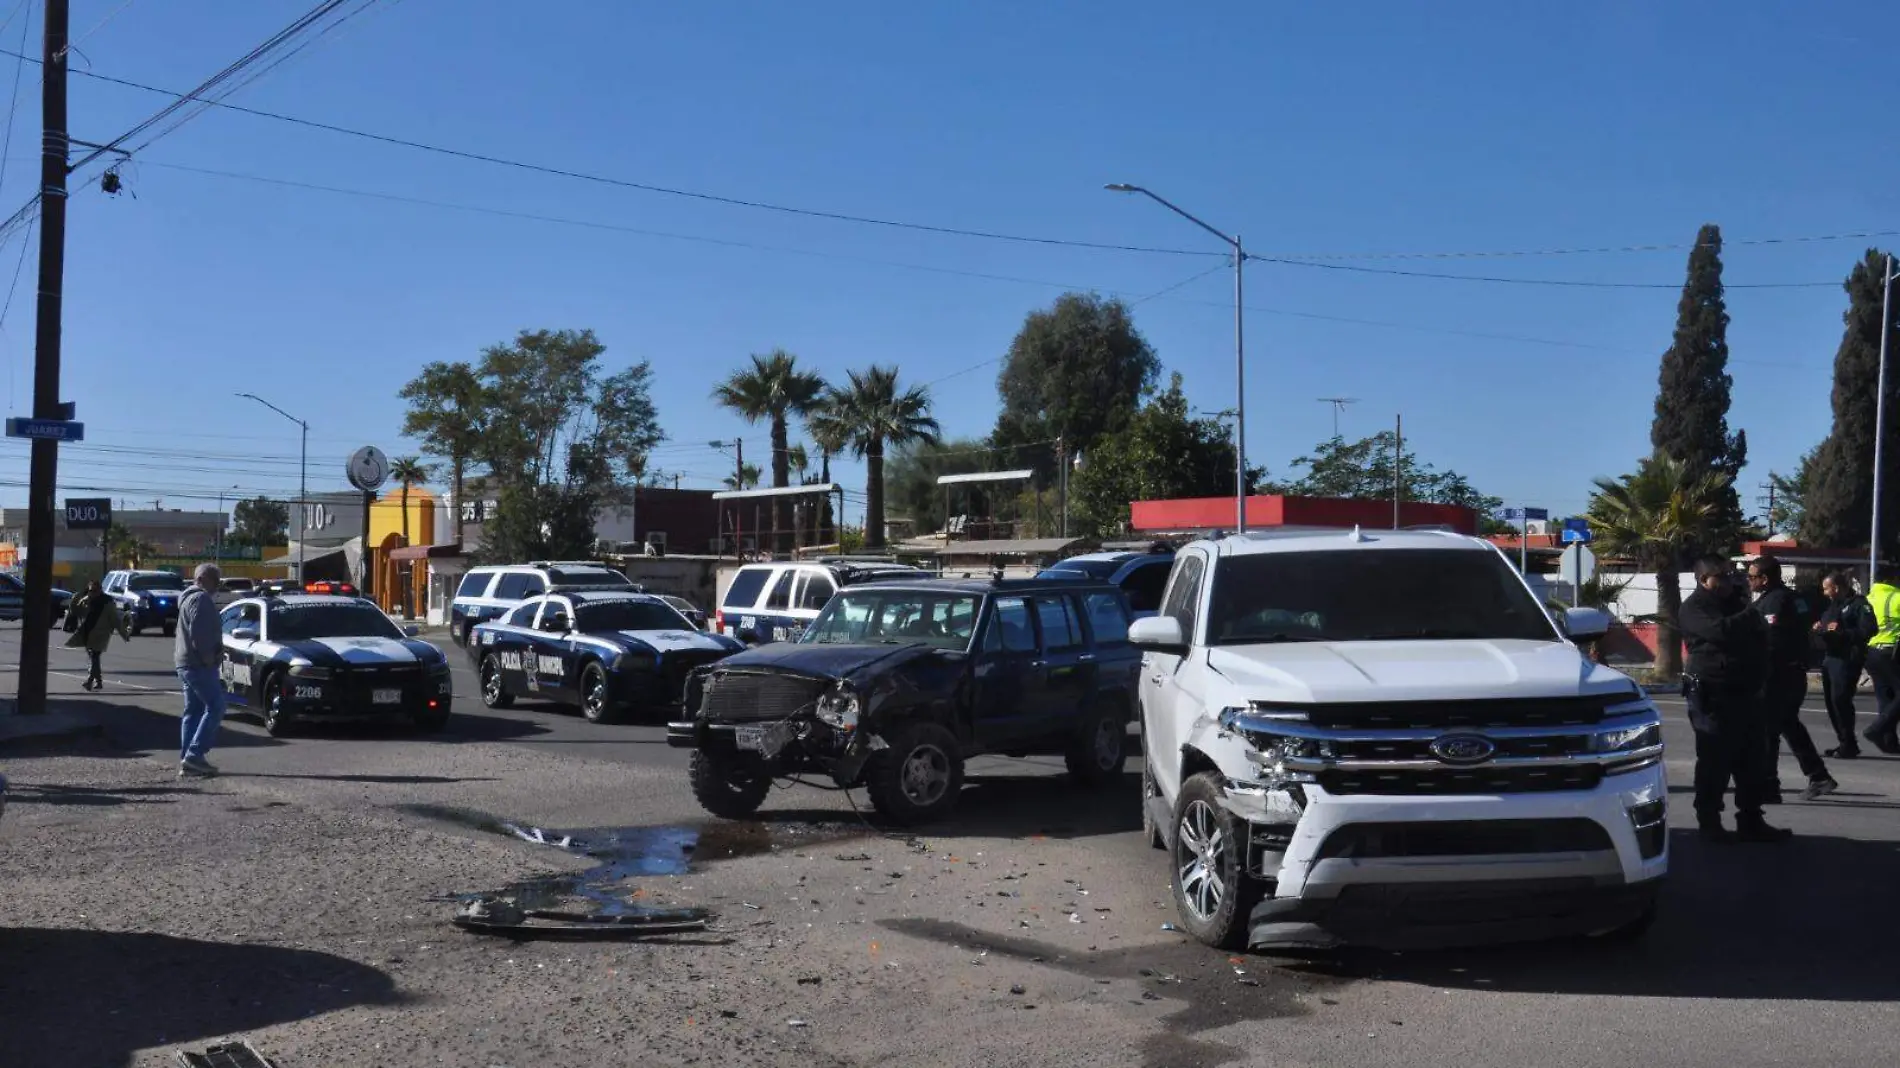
[714,608,725,634]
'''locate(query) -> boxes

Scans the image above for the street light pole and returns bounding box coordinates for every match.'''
[237,393,308,580]
[214,484,238,569]
[1874,254,1895,581]
[1106,183,1248,533]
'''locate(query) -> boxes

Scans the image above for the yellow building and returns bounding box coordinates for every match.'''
[368,486,439,617]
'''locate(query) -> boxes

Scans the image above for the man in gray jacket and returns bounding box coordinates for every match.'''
[174,563,227,777]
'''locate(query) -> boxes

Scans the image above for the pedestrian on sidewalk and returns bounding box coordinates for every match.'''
[62,579,121,691]
[1815,570,1875,758]
[174,563,227,778]
[1747,555,1835,801]
[1863,563,1900,755]
[1680,556,1789,844]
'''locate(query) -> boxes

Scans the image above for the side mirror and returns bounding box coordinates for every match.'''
[1562,607,1610,642]
[735,627,761,645]
[1128,615,1187,655]
[231,626,259,642]
[402,624,421,638]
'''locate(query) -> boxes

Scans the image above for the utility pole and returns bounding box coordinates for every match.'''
[17,0,71,716]
[1057,437,1068,538]
[1392,414,1403,529]
[1873,253,1894,582]
[1758,477,1778,537]
[1317,397,1358,440]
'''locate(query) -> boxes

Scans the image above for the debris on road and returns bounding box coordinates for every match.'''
[452,896,712,939]
[175,1040,279,1068]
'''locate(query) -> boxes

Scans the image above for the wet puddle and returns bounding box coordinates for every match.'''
[400,803,864,917]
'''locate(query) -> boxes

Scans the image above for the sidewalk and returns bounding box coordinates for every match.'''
[0,700,106,748]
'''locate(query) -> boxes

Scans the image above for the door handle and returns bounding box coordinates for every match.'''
[1148,673,1164,684]
[1078,653,1096,662]
[1030,660,1047,669]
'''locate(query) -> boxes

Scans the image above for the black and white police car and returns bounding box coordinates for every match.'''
[219,593,453,735]
[470,589,743,723]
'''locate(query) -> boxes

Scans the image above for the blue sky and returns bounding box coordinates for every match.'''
[1,0,1895,527]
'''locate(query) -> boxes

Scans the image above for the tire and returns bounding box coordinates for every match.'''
[866,722,964,826]
[578,661,624,724]
[688,749,772,819]
[1064,702,1127,786]
[261,674,295,737]
[1169,771,1263,951]
[162,624,175,638]
[1142,762,1166,850]
[479,655,514,709]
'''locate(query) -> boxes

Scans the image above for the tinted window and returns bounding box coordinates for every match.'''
[493,573,542,600]
[1161,555,1205,641]
[1205,549,1559,645]
[764,571,795,611]
[1034,596,1083,651]
[505,602,540,627]
[457,572,493,598]
[1084,592,1130,645]
[804,591,980,651]
[1123,561,1172,613]
[538,602,573,632]
[546,567,629,586]
[220,604,260,634]
[984,596,1036,654]
[576,600,694,632]
[1038,560,1119,580]
[798,574,836,610]
[721,568,772,610]
[130,573,186,592]
[269,603,403,641]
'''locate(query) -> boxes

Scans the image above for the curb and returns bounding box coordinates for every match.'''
[0,702,108,749]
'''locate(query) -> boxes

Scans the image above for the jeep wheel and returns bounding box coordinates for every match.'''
[867,722,964,826]
[578,662,624,724]
[479,656,513,709]
[1170,772,1262,951]
[1065,705,1127,786]
[161,624,176,638]
[261,676,295,737]
[689,750,772,819]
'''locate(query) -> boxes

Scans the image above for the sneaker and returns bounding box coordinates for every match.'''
[1801,777,1840,801]
[1735,820,1793,843]
[179,757,219,778]
[1697,824,1736,845]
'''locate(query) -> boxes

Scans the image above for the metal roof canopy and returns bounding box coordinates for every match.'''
[936,469,1035,486]
[935,536,1083,556]
[711,483,842,501]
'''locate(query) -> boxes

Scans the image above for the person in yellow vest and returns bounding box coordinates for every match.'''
[1862,563,1900,754]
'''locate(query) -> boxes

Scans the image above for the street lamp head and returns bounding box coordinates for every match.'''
[1104,183,1140,193]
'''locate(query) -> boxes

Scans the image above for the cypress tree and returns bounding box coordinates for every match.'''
[1651,224,1747,541]
[1800,249,1900,559]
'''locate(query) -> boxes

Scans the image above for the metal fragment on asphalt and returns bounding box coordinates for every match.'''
[175,1040,279,1068]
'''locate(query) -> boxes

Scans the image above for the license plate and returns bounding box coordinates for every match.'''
[372,688,402,705]
[735,722,791,757]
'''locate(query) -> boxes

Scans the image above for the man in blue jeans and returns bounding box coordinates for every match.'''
[174,563,226,777]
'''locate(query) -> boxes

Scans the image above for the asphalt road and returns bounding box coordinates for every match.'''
[7,622,1900,1067]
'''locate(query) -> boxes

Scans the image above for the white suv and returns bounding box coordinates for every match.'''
[1131,528,1666,951]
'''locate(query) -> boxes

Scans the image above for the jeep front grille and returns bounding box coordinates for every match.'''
[696,671,826,722]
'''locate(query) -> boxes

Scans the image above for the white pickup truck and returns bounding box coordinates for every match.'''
[1131,528,1666,951]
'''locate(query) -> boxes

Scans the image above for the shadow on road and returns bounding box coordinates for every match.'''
[0,927,402,1067]
[1285,827,1900,1002]
[754,767,1145,841]
[233,772,497,785]
[5,782,198,807]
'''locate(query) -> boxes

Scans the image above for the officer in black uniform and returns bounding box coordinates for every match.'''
[1813,570,1875,758]
[1679,555,1790,843]
[1747,554,1836,801]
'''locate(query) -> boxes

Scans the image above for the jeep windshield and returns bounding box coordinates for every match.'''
[802,590,980,651]
[269,603,404,641]
[1206,548,1558,645]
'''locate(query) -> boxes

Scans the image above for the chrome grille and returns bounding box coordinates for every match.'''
[697,671,825,722]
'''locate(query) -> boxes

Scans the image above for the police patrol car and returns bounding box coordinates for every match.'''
[470,589,743,723]
[715,558,921,645]
[449,561,640,646]
[219,593,454,735]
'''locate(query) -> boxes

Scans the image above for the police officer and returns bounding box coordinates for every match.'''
[1746,555,1835,801]
[1814,570,1875,758]
[1861,563,1900,754]
[1679,555,1790,843]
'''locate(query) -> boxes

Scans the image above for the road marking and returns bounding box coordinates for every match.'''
[47,668,181,695]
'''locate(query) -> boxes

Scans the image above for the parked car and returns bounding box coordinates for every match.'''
[1037,546,1174,616]
[670,576,1141,824]
[656,594,710,631]
[218,593,453,735]
[0,571,72,627]
[1133,528,1664,952]
[714,558,922,645]
[450,561,641,646]
[102,569,188,636]
[471,590,743,722]
[221,578,256,594]
[256,578,302,596]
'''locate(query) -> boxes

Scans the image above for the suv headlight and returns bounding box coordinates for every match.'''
[816,688,860,730]
[1222,707,1328,782]
[1594,717,1663,773]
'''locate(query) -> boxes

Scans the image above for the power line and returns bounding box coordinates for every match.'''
[59,0,136,56]
[0,0,29,203]
[1249,254,1840,290]
[1261,228,1900,263]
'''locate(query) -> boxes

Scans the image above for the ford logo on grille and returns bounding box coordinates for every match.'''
[1428,733,1496,765]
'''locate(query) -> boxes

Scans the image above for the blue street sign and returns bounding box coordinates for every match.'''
[1562,527,1593,544]
[1495,506,1549,523]
[1523,507,1549,522]
[4,417,84,442]
[1563,517,1590,531]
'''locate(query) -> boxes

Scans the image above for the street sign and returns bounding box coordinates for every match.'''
[1496,506,1550,523]
[1561,517,1592,543]
[347,445,389,492]
[63,497,111,530]
[4,417,84,442]
[1560,543,1597,587]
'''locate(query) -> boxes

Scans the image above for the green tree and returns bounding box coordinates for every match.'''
[229,497,289,547]
[993,293,1160,460]
[808,366,941,549]
[722,462,763,491]
[713,350,826,544]
[1651,224,1747,542]
[1768,448,1815,539]
[1068,376,1247,535]
[884,438,998,536]
[105,524,156,569]
[1801,250,1900,559]
[1263,431,1502,516]
[398,361,485,549]
[1586,452,1733,678]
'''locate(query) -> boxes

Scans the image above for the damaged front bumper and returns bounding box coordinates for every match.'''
[667,715,881,787]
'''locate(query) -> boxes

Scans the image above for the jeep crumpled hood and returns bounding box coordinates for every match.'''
[710,641,937,683]
[1205,639,1635,704]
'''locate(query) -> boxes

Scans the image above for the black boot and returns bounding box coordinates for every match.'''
[1697,822,1736,844]
[1735,818,1793,843]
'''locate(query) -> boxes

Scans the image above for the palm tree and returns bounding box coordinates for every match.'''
[807,366,940,550]
[713,350,826,549]
[389,456,435,618]
[1587,452,1732,678]
[723,462,763,491]
[105,524,155,569]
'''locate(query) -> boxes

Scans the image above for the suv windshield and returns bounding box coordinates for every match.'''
[576,600,691,632]
[269,603,403,641]
[129,574,186,592]
[803,590,980,650]
[548,567,630,586]
[1206,549,1558,645]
